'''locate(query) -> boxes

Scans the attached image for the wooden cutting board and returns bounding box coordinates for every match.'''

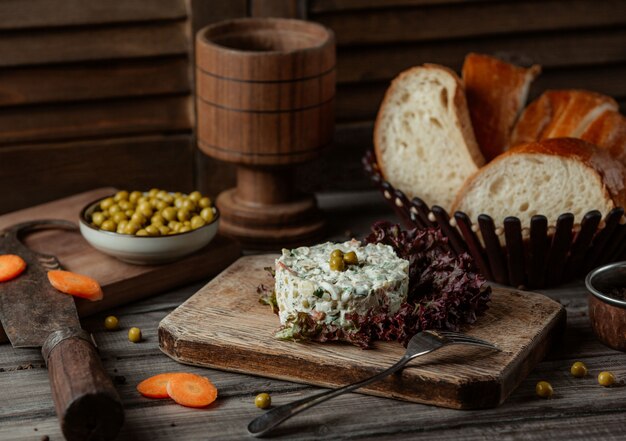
[0,187,241,343]
[159,255,566,409]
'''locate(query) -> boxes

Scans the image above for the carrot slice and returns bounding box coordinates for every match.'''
[0,254,27,282]
[137,373,185,399]
[166,373,218,408]
[47,270,103,301]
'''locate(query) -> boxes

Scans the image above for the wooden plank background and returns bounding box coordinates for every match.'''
[0,0,624,213]
[0,0,248,215]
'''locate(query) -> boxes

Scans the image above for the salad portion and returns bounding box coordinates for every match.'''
[260,221,491,348]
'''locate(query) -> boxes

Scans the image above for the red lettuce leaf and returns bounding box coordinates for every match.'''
[362,221,491,346]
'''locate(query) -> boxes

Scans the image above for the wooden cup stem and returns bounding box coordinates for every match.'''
[46,336,124,441]
[236,167,293,205]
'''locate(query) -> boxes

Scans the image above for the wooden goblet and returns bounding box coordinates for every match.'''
[196,18,335,249]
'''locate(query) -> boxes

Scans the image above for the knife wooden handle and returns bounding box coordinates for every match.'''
[46,335,124,441]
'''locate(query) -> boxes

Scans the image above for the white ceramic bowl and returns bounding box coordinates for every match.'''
[79,196,219,265]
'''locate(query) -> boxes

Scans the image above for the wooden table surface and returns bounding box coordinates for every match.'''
[2,192,626,441]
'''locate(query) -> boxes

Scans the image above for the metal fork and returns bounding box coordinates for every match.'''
[248,330,500,437]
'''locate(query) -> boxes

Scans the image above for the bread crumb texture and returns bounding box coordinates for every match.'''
[375,67,480,210]
[454,151,614,227]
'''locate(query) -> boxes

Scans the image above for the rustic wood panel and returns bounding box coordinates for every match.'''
[0,0,188,30]
[296,121,373,193]
[185,0,249,85]
[0,135,195,214]
[250,0,307,18]
[195,153,237,199]
[310,0,496,12]
[335,64,626,122]
[0,96,192,146]
[314,0,626,46]
[0,58,190,107]
[0,21,189,67]
[159,255,565,409]
[336,29,626,84]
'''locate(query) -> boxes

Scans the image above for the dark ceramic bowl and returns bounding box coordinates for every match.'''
[585,262,626,351]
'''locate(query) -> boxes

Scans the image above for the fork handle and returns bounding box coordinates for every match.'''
[248,355,411,437]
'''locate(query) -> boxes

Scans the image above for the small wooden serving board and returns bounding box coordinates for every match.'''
[0,187,241,343]
[159,255,566,409]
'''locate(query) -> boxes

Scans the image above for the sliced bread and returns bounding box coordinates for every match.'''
[462,53,540,161]
[510,90,618,147]
[374,64,484,211]
[451,138,626,227]
[581,110,626,166]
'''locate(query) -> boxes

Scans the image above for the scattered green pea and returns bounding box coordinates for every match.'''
[570,361,588,378]
[104,316,119,331]
[598,371,616,387]
[255,393,271,409]
[535,381,553,398]
[128,327,142,343]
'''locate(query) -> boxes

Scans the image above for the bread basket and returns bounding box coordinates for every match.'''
[363,150,626,289]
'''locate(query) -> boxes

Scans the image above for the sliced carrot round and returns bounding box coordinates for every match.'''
[0,254,27,282]
[137,373,185,399]
[166,373,218,408]
[47,270,103,301]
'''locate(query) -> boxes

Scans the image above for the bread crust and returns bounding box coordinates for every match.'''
[452,137,626,215]
[581,110,626,166]
[462,53,540,161]
[373,63,484,183]
[510,90,618,147]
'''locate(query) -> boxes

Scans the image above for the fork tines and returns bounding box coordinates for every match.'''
[429,330,501,351]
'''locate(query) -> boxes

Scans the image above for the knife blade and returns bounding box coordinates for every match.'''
[0,220,124,441]
[0,236,79,347]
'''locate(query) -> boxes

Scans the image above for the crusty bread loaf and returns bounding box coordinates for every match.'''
[510,90,618,147]
[581,110,626,166]
[374,64,484,210]
[462,53,540,161]
[451,138,626,227]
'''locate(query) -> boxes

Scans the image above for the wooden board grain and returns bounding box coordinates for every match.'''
[0,188,241,343]
[159,255,566,409]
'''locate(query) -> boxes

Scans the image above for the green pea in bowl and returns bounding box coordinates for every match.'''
[79,192,220,265]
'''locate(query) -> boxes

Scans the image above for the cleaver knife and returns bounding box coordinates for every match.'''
[0,220,124,440]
